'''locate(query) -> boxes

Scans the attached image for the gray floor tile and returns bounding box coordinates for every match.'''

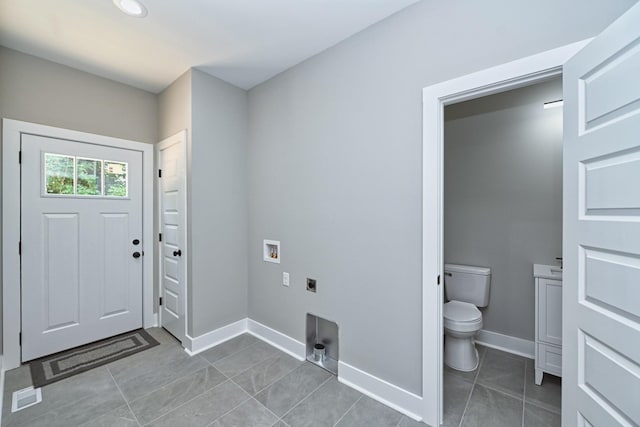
[210,398,278,427]
[147,380,250,427]
[108,344,191,384]
[2,367,120,427]
[213,340,282,378]
[232,353,303,395]
[200,334,259,364]
[335,395,402,427]
[523,402,560,427]
[444,345,486,384]
[397,416,430,426]
[145,327,180,346]
[476,348,525,399]
[79,404,139,427]
[116,350,209,401]
[272,422,289,427]
[255,363,332,417]
[282,377,362,427]
[443,372,474,427]
[18,383,125,427]
[460,384,523,427]
[129,365,227,424]
[524,360,561,414]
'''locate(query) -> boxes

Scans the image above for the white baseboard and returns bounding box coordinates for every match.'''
[247,319,306,361]
[338,361,423,421]
[475,329,534,359]
[184,318,248,356]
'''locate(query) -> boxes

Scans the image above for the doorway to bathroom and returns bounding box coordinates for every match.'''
[440,77,564,426]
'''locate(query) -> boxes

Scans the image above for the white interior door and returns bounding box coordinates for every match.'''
[21,134,143,361]
[563,3,640,425]
[158,131,187,343]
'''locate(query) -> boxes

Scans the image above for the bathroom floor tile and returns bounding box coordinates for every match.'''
[476,348,525,399]
[460,384,523,427]
[209,398,278,427]
[442,372,474,427]
[524,360,561,414]
[444,345,486,384]
[200,334,259,364]
[524,402,561,427]
[231,353,303,395]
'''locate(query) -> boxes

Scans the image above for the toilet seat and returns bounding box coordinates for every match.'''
[444,300,482,332]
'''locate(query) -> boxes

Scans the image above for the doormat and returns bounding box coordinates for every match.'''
[29,329,159,388]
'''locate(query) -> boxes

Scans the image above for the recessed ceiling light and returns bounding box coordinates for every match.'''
[113,0,148,18]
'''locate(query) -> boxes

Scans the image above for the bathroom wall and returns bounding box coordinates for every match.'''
[444,78,563,342]
[247,0,632,395]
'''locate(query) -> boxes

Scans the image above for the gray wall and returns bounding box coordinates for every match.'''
[158,69,249,337]
[189,69,248,336]
[444,79,563,341]
[0,46,158,353]
[247,0,633,394]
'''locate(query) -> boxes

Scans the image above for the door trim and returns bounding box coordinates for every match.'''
[420,40,588,426]
[156,130,189,343]
[2,119,155,370]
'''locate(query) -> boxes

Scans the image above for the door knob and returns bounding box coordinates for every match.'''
[173,249,182,257]
[132,251,141,259]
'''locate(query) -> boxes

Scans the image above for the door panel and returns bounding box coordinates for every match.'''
[563,2,640,425]
[21,134,143,361]
[158,132,187,343]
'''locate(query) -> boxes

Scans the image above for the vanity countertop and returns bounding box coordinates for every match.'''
[533,264,563,280]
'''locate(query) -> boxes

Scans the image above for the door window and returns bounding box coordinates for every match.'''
[43,152,128,197]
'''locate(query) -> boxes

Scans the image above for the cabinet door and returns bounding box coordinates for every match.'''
[538,279,562,346]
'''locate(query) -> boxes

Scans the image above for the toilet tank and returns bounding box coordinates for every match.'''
[444,264,491,307]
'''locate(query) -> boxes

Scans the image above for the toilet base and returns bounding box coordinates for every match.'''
[444,335,479,372]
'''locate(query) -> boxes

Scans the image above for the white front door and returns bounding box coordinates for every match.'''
[158,131,187,343]
[563,3,640,425]
[21,134,143,361]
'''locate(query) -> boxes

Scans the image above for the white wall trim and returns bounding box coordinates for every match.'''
[2,119,155,371]
[421,39,590,426]
[338,361,423,422]
[247,319,306,361]
[476,329,534,359]
[184,318,248,356]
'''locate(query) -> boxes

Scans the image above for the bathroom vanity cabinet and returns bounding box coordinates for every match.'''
[533,264,562,385]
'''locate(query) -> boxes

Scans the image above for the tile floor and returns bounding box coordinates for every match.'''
[1,329,560,427]
[443,345,561,427]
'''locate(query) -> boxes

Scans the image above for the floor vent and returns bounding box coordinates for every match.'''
[11,386,42,412]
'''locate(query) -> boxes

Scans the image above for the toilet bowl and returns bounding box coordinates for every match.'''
[444,300,483,371]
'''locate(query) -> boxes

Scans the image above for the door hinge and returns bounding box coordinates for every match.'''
[159,297,163,306]
[18,241,21,256]
[159,233,162,242]
[18,150,22,164]
[19,332,22,346]
[158,169,162,178]
[437,275,441,285]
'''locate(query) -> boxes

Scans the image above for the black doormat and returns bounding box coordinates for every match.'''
[29,328,159,388]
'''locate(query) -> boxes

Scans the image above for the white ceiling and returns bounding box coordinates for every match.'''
[0,0,420,93]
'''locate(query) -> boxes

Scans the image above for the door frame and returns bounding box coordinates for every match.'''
[156,130,189,343]
[420,40,588,425]
[2,119,155,370]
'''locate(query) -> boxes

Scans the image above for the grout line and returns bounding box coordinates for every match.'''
[107,368,142,427]
[457,348,486,427]
[279,374,333,420]
[246,359,304,397]
[333,395,363,426]
[248,395,282,425]
[206,338,260,366]
[142,378,231,425]
[202,386,253,427]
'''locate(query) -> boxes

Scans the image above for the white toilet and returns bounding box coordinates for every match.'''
[443,264,491,371]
